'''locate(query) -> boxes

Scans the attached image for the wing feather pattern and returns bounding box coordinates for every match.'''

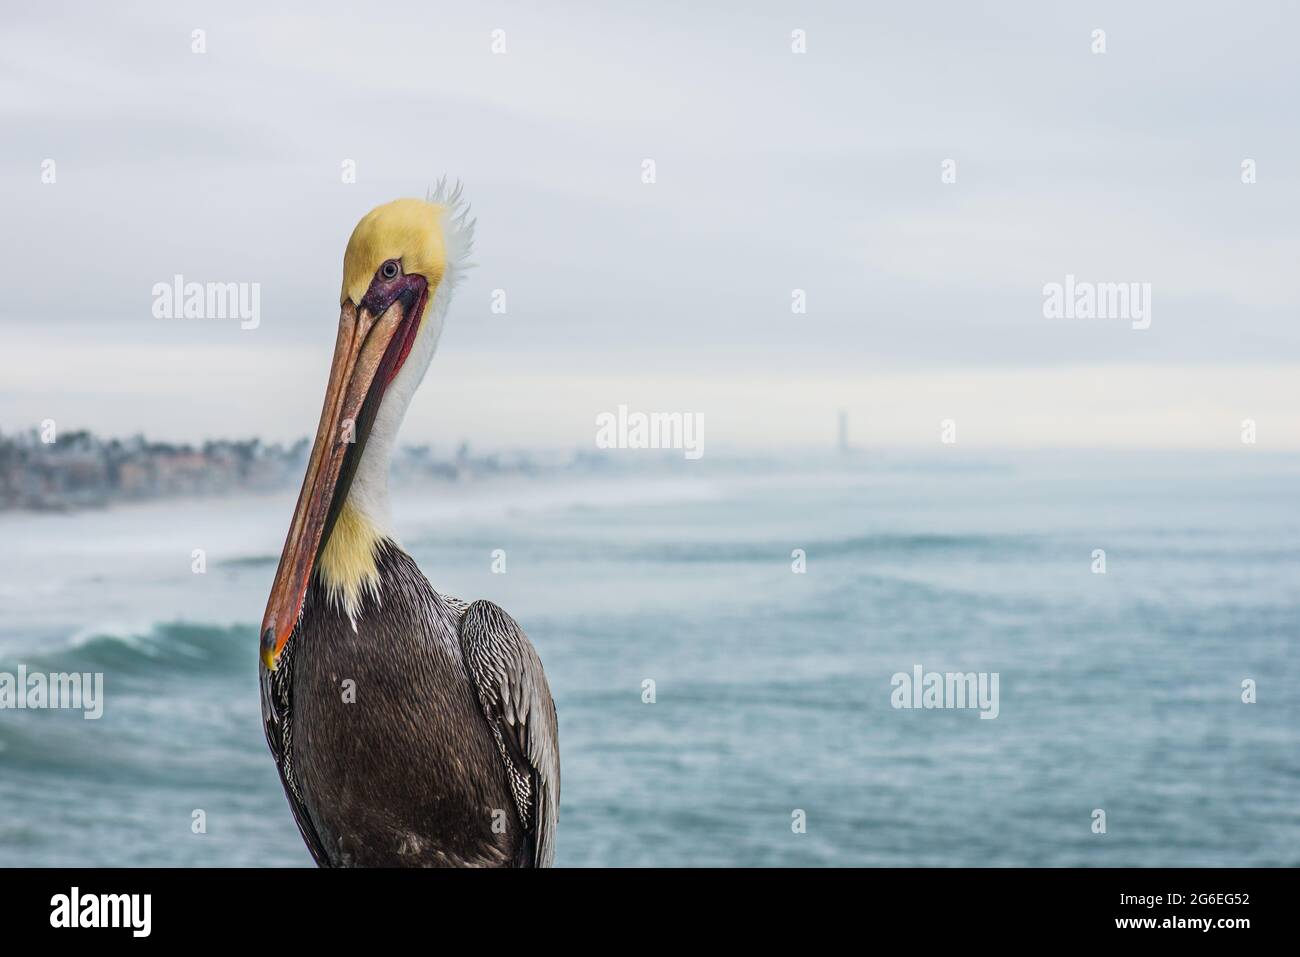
[457,600,560,867]
[260,642,332,865]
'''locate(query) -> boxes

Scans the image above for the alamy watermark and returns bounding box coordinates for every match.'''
[152,274,260,329]
[50,887,150,937]
[0,667,104,719]
[595,405,704,460]
[1042,274,1151,330]
[890,664,999,719]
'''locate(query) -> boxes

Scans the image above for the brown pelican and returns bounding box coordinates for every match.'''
[258,184,559,867]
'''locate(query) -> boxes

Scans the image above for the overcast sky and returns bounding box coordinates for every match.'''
[2,1,1298,449]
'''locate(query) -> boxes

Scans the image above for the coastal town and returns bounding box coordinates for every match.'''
[0,427,600,512]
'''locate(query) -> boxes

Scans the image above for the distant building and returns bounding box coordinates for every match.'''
[0,427,591,512]
[0,428,310,511]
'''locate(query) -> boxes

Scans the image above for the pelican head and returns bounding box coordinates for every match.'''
[260,183,474,670]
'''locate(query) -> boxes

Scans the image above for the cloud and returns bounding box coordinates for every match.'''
[2,1,1296,446]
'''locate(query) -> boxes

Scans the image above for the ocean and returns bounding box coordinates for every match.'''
[1,451,1296,867]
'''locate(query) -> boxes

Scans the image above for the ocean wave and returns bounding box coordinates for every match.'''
[608,532,1030,564]
[8,621,254,678]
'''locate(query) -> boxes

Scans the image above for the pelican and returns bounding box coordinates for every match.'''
[258,184,559,867]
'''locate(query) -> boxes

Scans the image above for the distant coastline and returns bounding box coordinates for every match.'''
[0,428,606,513]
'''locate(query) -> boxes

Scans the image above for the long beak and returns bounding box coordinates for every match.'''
[259,298,413,670]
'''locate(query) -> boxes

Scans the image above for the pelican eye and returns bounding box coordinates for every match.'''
[380,260,401,280]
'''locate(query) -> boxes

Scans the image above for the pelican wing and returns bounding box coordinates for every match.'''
[260,644,332,865]
[457,600,561,867]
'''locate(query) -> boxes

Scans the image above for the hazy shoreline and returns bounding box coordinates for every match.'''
[4,430,1298,516]
[0,426,618,514]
